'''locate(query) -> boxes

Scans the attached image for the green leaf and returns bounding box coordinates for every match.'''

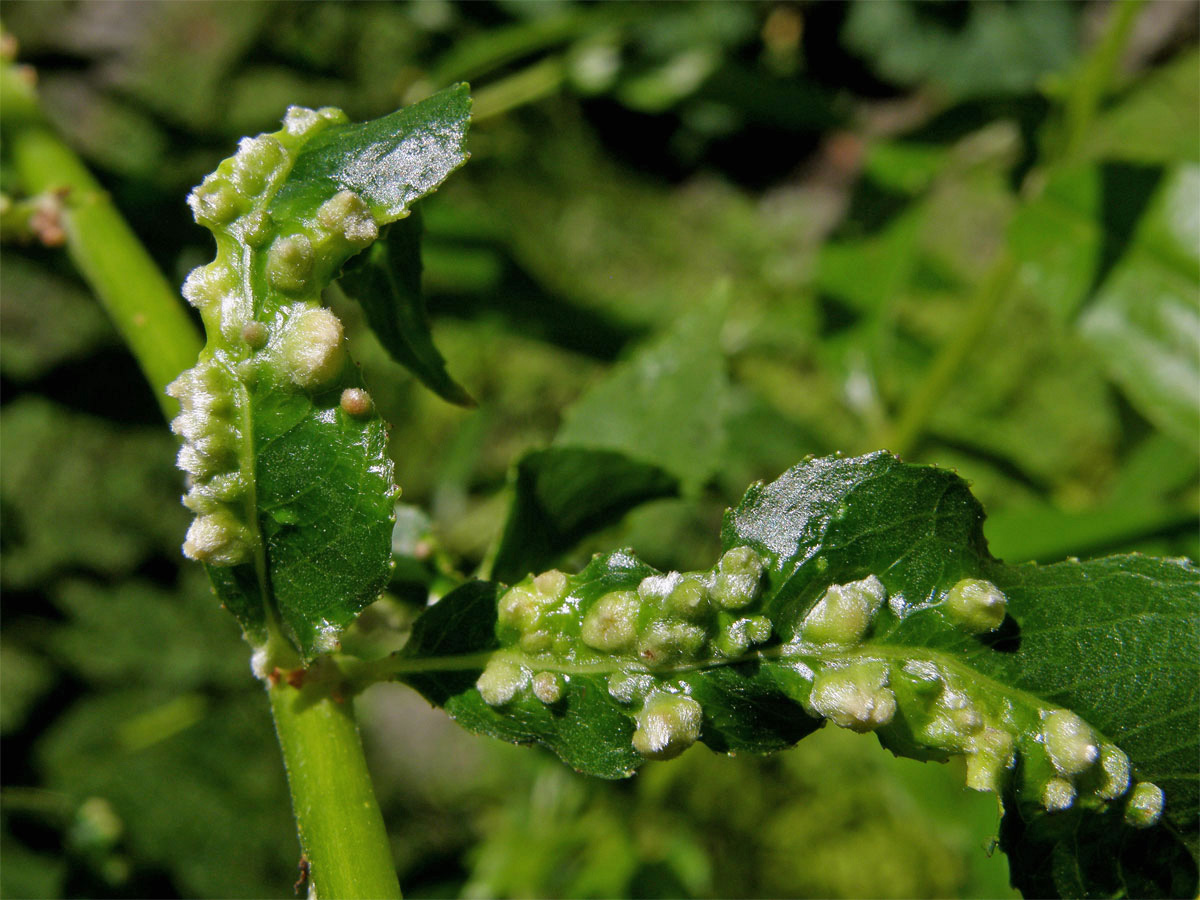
[489,448,679,585]
[0,397,187,589]
[843,0,1078,100]
[270,83,471,227]
[0,641,54,736]
[0,253,114,381]
[245,384,398,655]
[1011,163,1199,443]
[1085,50,1200,166]
[49,573,251,691]
[337,210,475,407]
[395,452,1198,897]
[169,87,470,659]
[554,297,732,492]
[1077,168,1200,445]
[36,687,294,897]
[487,298,728,583]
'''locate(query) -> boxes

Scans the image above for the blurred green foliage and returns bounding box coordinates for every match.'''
[1,1,1196,897]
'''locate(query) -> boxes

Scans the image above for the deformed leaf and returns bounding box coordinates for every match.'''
[338,210,475,407]
[395,452,1198,897]
[249,385,396,655]
[168,87,470,660]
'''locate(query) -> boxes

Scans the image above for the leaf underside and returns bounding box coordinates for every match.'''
[337,211,475,407]
[398,452,1199,898]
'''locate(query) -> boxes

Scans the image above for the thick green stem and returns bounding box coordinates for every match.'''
[270,678,401,900]
[0,63,201,415]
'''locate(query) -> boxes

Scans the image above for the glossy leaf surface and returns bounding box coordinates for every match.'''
[270,84,472,226]
[397,453,1198,896]
[171,87,469,658]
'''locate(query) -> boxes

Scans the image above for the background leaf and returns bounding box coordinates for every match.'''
[487,297,730,583]
[1011,163,1199,443]
[4,4,1197,897]
[554,296,732,492]
[843,0,1077,100]
[489,448,678,585]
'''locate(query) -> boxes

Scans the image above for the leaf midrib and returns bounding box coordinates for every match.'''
[372,636,1092,736]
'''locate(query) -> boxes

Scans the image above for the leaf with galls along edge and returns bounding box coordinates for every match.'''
[168,88,471,660]
[396,452,1198,898]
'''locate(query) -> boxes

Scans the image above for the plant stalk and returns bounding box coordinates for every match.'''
[870,0,1146,457]
[0,61,201,415]
[3,59,402,898]
[269,680,402,900]
[1061,0,1147,163]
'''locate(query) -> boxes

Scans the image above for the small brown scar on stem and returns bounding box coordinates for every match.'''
[30,191,69,247]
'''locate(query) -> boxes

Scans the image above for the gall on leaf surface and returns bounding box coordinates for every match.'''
[397,452,1199,898]
[171,87,470,659]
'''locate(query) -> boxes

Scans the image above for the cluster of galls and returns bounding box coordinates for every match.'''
[169,106,384,566]
[793,574,1162,827]
[477,547,773,760]
[478,559,1164,827]
[167,362,250,565]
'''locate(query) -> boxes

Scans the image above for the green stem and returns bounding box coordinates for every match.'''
[867,1,1146,456]
[0,62,201,415]
[270,678,402,900]
[873,254,1017,458]
[472,56,567,122]
[1061,0,1146,163]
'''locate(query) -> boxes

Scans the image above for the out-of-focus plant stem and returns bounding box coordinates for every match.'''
[875,256,1017,458]
[873,0,1147,457]
[1062,0,1147,163]
[0,60,201,416]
